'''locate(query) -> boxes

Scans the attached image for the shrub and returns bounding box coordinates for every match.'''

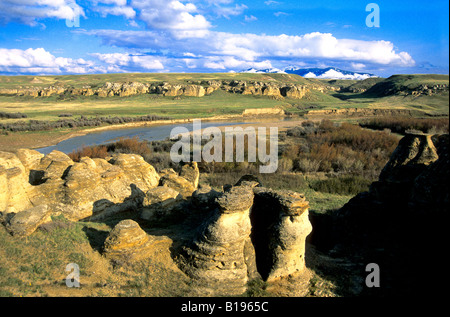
[295,158,321,173]
[360,117,449,134]
[68,145,108,162]
[0,111,28,119]
[107,136,151,157]
[310,176,372,196]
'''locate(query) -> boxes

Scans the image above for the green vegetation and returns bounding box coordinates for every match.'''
[359,116,449,134]
[67,119,401,215]
[0,213,191,297]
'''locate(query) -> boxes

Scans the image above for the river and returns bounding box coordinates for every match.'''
[36,120,252,154]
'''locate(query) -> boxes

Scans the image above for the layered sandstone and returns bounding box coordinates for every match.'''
[0,150,202,234]
[103,219,170,264]
[0,80,310,100]
[178,179,313,296]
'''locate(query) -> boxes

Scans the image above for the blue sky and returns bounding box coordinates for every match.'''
[0,0,448,77]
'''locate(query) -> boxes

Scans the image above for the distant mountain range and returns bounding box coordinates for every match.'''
[242,66,378,80]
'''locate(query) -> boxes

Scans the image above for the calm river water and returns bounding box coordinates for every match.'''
[36,120,251,154]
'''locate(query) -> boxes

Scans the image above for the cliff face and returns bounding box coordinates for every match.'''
[0,80,310,100]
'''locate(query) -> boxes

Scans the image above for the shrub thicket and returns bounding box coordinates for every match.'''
[0,111,28,119]
[284,120,399,176]
[0,114,170,132]
[359,116,449,134]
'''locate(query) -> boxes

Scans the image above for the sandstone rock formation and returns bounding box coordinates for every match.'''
[178,179,312,296]
[103,219,170,264]
[1,80,312,100]
[140,186,183,221]
[179,185,257,296]
[306,108,415,118]
[159,162,199,197]
[0,149,202,235]
[242,107,285,116]
[1,147,313,295]
[252,188,312,281]
[5,204,51,237]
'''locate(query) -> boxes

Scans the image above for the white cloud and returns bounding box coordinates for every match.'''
[244,15,258,22]
[92,52,165,70]
[211,32,415,66]
[304,69,374,80]
[203,56,273,70]
[274,11,290,17]
[0,0,84,26]
[351,62,366,70]
[212,3,248,19]
[94,5,136,19]
[81,29,416,71]
[0,48,99,74]
[131,0,211,38]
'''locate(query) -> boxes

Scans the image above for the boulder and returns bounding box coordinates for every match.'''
[109,153,160,191]
[191,184,221,210]
[6,205,52,237]
[14,149,44,172]
[159,174,196,198]
[0,151,35,213]
[140,186,183,221]
[179,161,199,189]
[0,150,161,223]
[103,219,158,263]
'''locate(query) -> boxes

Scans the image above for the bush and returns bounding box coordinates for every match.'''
[107,136,151,157]
[0,111,27,119]
[360,117,449,134]
[68,145,108,162]
[310,176,372,196]
[0,114,171,132]
[283,119,399,176]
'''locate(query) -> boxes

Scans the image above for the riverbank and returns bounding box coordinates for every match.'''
[1,113,301,153]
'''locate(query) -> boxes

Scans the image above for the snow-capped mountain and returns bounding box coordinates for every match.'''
[242,66,377,80]
[243,67,287,74]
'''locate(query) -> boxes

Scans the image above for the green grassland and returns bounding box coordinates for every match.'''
[0,89,293,121]
[0,73,448,124]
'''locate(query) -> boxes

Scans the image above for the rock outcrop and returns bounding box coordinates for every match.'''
[242,107,285,117]
[252,188,311,281]
[1,147,313,296]
[5,204,51,237]
[0,80,311,100]
[311,131,449,296]
[180,185,255,296]
[178,179,312,296]
[306,108,416,118]
[103,219,172,264]
[140,186,183,221]
[0,150,202,234]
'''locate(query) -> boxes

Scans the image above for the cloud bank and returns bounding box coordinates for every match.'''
[0,0,416,75]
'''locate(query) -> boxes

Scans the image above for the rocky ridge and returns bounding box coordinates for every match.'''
[0,80,312,100]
